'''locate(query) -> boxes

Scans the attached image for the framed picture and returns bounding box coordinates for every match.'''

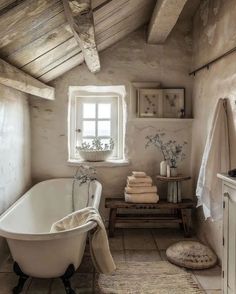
[162,88,185,118]
[137,88,163,118]
[130,82,161,119]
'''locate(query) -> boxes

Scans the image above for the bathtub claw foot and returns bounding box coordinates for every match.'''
[12,262,29,294]
[61,264,76,294]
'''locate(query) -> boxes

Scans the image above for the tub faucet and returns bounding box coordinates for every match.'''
[74,165,97,185]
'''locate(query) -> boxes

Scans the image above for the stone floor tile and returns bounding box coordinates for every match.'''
[27,278,52,293]
[0,273,30,294]
[154,237,183,250]
[123,229,157,250]
[125,250,162,262]
[108,229,124,251]
[152,228,185,237]
[193,266,222,290]
[50,273,93,294]
[205,290,222,294]
[152,228,198,250]
[111,250,125,262]
[50,279,67,294]
[0,255,13,273]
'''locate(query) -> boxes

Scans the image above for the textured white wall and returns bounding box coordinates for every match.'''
[191,0,236,262]
[30,25,194,222]
[0,84,31,263]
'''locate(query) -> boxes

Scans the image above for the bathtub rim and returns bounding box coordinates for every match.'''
[0,178,102,241]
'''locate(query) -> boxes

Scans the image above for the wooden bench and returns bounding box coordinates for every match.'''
[105,198,195,237]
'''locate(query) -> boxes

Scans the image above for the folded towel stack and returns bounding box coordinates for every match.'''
[125,171,159,203]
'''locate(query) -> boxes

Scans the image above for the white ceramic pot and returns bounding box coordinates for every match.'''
[78,150,113,162]
[170,167,178,177]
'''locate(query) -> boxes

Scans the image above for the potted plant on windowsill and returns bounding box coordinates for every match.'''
[76,138,114,162]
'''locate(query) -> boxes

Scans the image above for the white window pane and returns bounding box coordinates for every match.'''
[83,103,96,118]
[83,121,95,136]
[98,104,111,119]
[98,121,111,136]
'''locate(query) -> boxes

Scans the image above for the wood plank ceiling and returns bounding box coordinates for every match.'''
[0,0,156,83]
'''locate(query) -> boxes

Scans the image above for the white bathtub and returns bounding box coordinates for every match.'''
[0,178,102,278]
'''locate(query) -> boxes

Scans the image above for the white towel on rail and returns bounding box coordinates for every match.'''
[50,207,116,274]
[196,98,230,220]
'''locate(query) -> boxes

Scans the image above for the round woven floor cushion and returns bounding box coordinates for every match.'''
[166,241,217,269]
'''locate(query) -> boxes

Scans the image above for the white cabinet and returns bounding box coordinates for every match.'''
[218,174,236,294]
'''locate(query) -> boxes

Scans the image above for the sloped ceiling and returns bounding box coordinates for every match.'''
[0,0,156,82]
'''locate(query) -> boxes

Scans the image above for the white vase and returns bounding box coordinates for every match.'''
[166,165,171,178]
[160,160,167,176]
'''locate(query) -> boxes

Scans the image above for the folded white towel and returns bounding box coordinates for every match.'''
[125,186,157,194]
[128,176,152,184]
[127,182,152,187]
[125,193,159,203]
[132,171,146,178]
[50,207,116,274]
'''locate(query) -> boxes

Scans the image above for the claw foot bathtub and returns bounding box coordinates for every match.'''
[0,178,102,278]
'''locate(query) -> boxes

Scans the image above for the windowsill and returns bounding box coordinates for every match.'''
[129,118,194,122]
[67,159,130,167]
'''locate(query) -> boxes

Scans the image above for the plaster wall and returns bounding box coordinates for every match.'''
[191,0,236,261]
[0,84,31,263]
[31,25,194,221]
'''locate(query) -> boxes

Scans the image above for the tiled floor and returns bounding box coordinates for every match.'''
[0,228,222,293]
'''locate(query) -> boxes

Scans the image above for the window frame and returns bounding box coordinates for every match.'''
[76,95,119,158]
[68,86,126,163]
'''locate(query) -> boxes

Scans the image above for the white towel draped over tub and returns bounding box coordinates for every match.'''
[51,207,116,274]
[196,98,230,220]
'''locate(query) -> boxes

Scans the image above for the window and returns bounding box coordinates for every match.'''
[68,86,126,162]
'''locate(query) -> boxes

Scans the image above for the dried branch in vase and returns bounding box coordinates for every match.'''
[145,132,187,168]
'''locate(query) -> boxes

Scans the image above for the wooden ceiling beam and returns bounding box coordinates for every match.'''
[39,0,155,82]
[62,0,100,73]
[147,0,187,44]
[0,58,55,100]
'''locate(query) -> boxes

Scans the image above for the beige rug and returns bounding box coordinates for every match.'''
[95,261,203,294]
